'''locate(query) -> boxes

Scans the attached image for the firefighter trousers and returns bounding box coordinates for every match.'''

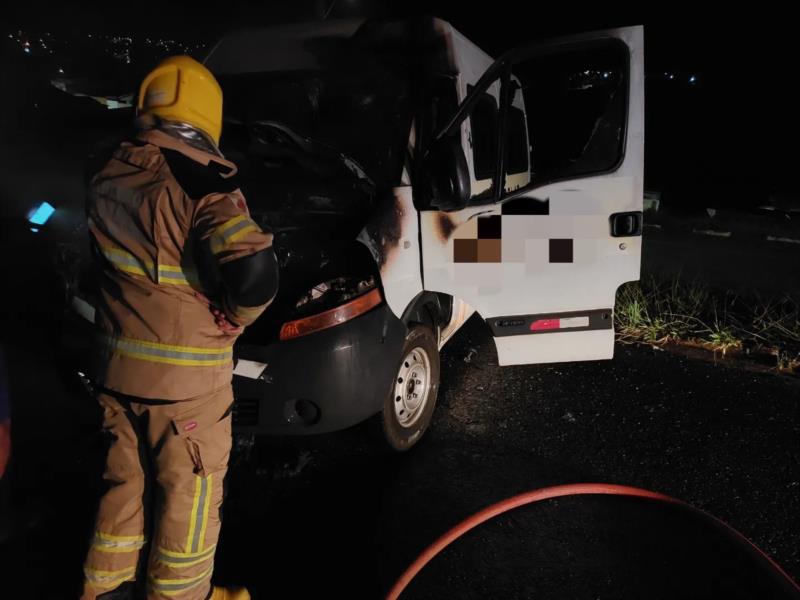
[81,385,234,600]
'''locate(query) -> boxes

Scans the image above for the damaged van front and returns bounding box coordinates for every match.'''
[205,20,437,445]
[202,17,645,450]
[62,17,644,451]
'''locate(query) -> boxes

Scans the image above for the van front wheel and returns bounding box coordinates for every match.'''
[378,324,440,452]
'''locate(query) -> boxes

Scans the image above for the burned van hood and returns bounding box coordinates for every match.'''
[232,171,384,344]
[243,176,373,241]
[223,122,391,343]
[222,120,379,259]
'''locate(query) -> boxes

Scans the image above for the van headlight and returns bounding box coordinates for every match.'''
[294,276,377,315]
[280,276,381,341]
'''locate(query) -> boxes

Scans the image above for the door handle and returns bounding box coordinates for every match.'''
[609,211,643,237]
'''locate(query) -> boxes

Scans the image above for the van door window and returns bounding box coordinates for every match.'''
[467,85,499,182]
[508,40,628,189]
[504,97,528,177]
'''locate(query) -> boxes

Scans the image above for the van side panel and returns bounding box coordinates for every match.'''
[357,186,423,320]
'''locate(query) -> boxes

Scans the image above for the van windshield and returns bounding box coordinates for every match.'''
[216,61,412,188]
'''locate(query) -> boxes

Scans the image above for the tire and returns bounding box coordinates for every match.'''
[377,324,440,452]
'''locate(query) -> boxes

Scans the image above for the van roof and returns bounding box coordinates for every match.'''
[205,18,365,75]
[204,17,493,77]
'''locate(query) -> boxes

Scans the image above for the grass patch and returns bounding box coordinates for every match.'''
[615,276,799,367]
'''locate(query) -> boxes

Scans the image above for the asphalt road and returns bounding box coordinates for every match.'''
[642,226,800,296]
[2,313,798,599]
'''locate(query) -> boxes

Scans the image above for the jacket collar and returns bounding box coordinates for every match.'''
[135,115,238,178]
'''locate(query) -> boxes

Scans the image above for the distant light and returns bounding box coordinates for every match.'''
[669,74,675,80]
[24,47,30,54]
[689,75,697,84]
[30,227,40,233]
[28,201,56,225]
[58,67,64,74]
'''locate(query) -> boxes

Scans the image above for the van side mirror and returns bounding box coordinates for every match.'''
[422,137,471,212]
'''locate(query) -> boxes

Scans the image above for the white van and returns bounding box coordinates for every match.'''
[68,18,644,451]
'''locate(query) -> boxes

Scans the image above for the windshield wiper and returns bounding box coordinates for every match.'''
[249,120,374,188]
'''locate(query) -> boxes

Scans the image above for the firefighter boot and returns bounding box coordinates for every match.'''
[209,588,250,600]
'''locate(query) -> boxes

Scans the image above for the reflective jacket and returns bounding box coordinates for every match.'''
[87,124,274,400]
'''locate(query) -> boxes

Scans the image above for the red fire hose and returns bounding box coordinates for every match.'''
[386,483,800,599]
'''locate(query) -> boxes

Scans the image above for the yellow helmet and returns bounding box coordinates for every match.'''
[137,55,223,145]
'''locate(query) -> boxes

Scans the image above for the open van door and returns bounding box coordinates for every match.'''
[419,26,644,365]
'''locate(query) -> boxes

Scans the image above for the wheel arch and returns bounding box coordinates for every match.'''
[400,291,453,333]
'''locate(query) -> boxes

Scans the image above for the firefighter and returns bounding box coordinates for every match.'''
[81,56,278,600]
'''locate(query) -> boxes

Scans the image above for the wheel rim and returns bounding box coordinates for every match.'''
[393,346,432,428]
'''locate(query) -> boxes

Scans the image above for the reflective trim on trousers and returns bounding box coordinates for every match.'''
[149,564,214,596]
[84,566,137,588]
[92,530,146,553]
[105,336,233,367]
[156,544,217,568]
[185,474,213,554]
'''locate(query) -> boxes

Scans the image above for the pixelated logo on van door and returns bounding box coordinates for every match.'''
[453,215,502,263]
[452,197,574,264]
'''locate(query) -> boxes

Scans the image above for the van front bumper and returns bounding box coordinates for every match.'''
[232,303,406,435]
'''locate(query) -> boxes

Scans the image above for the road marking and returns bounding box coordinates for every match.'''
[766,236,800,245]
[692,229,732,238]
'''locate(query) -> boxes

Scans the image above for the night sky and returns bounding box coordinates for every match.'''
[4,0,798,199]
